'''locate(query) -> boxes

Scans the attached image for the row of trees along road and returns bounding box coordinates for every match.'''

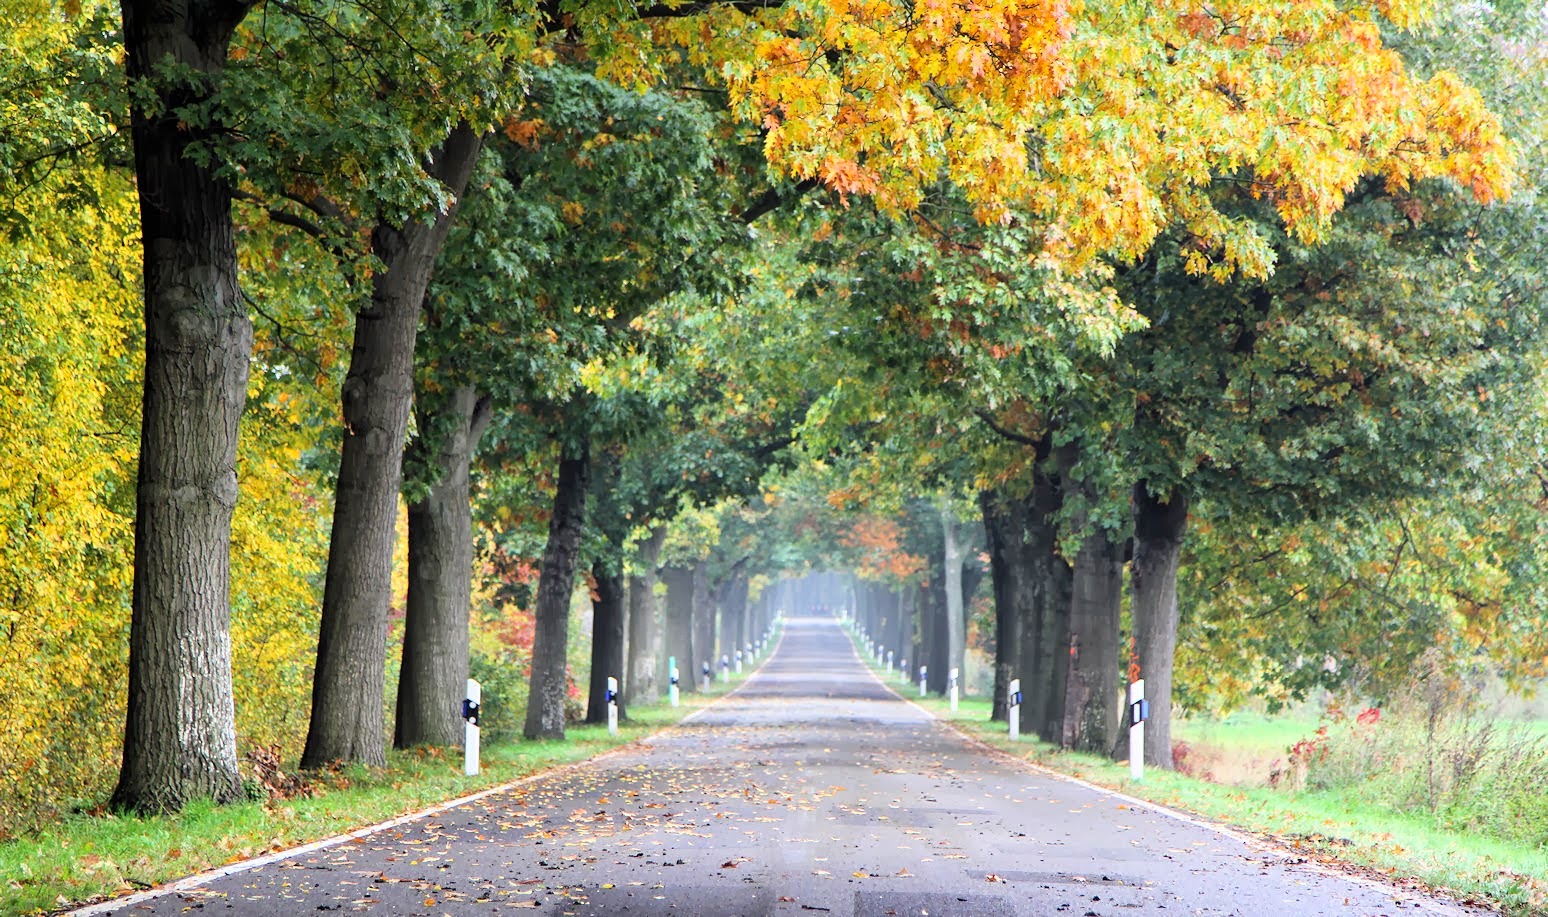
[0,0,1540,825]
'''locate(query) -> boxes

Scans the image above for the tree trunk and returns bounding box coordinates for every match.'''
[942,499,965,693]
[859,581,878,644]
[980,490,1021,722]
[394,387,491,749]
[1055,449,1124,755]
[662,565,695,692]
[625,527,667,706]
[925,549,950,694]
[1132,483,1189,767]
[112,0,254,815]
[523,443,591,739]
[586,559,627,724]
[1021,467,1072,745]
[302,125,485,769]
[887,584,898,662]
[718,570,749,663]
[692,559,713,683]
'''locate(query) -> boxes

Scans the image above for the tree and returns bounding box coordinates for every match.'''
[394,386,492,748]
[111,0,259,814]
[302,125,486,768]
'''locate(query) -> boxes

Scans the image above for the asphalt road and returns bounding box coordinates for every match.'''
[82,616,1481,916]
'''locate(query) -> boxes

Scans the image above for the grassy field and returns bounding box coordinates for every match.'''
[0,641,777,917]
[1170,714,1315,784]
[842,629,1548,916]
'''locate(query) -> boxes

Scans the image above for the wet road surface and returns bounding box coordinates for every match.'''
[82,616,1478,916]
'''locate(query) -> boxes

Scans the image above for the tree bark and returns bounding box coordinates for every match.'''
[942,499,965,693]
[662,565,696,692]
[523,442,591,739]
[113,0,255,815]
[1132,483,1189,767]
[394,387,490,749]
[1055,448,1124,755]
[1021,467,1073,745]
[625,527,667,706]
[302,125,485,769]
[924,535,950,694]
[888,586,899,666]
[718,569,749,663]
[692,559,714,682]
[980,490,1021,722]
[586,558,627,724]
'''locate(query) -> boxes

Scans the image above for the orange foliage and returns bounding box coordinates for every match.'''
[841,515,927,585]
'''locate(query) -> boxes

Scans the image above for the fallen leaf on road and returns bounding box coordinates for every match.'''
[985,873,1005,883]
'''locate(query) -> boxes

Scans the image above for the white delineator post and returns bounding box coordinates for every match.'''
[886,649,894,671]
[720,655,729,683]
[1008,678,1021,741]
[1128,679,1147,781]
[607,676,619,737]
[949,667,960,712]
[463,678,481,776]
[899,659,908,684]
[669,657,680,708]
[918,664,928,697]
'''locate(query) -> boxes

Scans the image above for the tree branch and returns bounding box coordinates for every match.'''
[973,408,1048,457]
[739,178,821,224]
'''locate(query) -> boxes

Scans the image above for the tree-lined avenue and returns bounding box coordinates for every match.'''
[84,617,1476,916]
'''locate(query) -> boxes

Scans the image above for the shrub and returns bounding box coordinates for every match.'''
[1291,663,1548,846]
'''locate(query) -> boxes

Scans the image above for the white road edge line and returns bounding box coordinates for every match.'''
[70,623,789,916]
[836,619,1480,917]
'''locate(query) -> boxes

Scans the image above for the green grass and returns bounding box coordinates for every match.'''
[842,625,1548,916]
[0,642,777,917]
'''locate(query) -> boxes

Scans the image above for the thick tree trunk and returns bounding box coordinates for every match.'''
[394,387,491,749]
[625,528,667,706]
[302,126,485,769]
[692,559,714,682]
[1061,524,1123,753]
[942,500,965,693]
[718,570,749,663]
[113,0,254,814]
[881,586,901,668]
[980,490,1022,722]
[662,565,695,692]
[586,559,627,724]
[858,580,877,642]
[523,443,591,739]
[925,574,949,694]
[1055,449,1124,755]
[1132,484,1189,767]
[1023,468,1072,745]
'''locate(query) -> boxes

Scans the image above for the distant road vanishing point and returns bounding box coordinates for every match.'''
[81,616,1480,916]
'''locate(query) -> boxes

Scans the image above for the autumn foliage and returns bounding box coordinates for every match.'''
[839,516,927,585]
[641,0,1513,277]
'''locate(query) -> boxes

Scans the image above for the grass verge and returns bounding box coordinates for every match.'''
[842,625,1547,917]
[0,640,777,917]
